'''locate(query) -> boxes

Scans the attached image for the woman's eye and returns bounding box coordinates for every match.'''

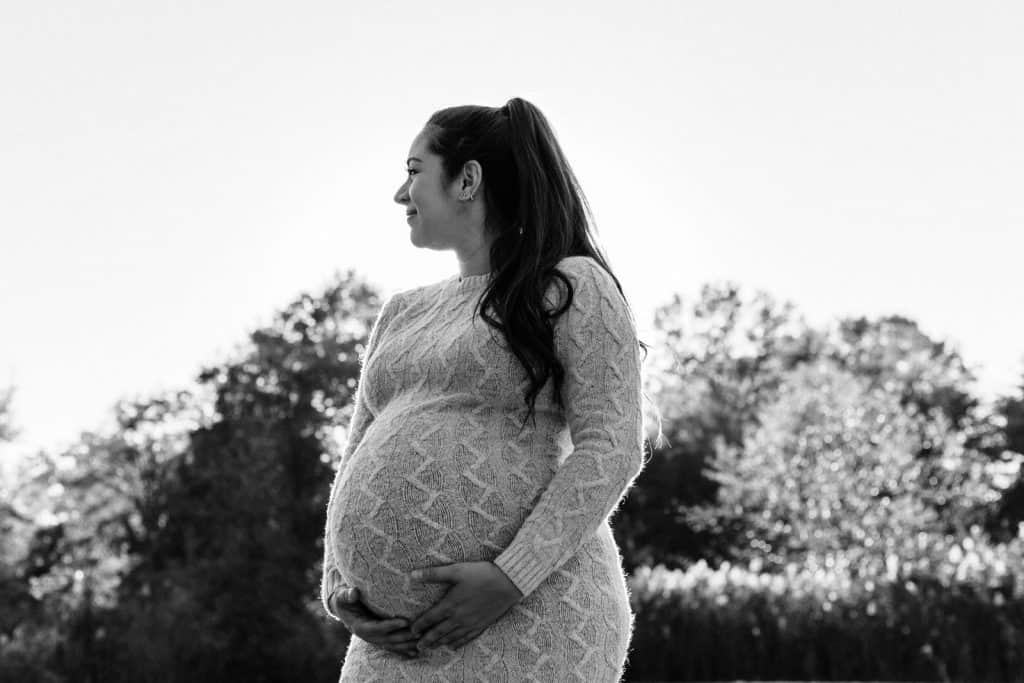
[405,169,417,176]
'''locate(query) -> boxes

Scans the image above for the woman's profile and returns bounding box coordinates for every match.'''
[320,97,648,682]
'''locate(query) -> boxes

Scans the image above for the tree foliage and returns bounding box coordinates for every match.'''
[614,283,818,569]
[687,359,1022,574]
[615,281,1022,572]
[0,385,17,443]
[2,269,385,682]
[993,372,1024,539]
[2,273,1023,681]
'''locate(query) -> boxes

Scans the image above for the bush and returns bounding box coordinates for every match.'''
[626,554,1024,682]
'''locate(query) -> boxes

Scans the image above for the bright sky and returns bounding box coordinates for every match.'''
[2,1,1022,470]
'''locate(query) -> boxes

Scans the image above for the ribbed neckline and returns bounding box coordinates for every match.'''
[451,271,492,293]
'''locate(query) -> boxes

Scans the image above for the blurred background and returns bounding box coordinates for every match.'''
[1,1,1022,681]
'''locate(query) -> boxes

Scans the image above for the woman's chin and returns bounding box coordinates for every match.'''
[409,231,446,251]
[408,227,422,247]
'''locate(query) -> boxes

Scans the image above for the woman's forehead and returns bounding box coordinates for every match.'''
[407,132,427,155]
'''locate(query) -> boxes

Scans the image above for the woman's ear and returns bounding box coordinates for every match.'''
[460,160,483,198]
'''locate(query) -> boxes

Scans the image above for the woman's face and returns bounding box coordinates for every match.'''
[393,132,464,250]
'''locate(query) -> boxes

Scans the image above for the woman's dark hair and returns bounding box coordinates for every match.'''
[421,97,655,434]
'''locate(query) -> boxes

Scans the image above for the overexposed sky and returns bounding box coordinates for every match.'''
[2,1,1023,467]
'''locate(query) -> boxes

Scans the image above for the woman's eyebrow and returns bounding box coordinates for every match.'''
[406,157,423,164]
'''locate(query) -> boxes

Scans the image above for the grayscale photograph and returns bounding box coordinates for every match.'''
[1,1,1022,682]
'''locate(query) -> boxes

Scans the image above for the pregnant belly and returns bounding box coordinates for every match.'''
[326,413,521,619]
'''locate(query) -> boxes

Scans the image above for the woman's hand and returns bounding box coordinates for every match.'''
[409,561,524,652]
[330,587,420,659]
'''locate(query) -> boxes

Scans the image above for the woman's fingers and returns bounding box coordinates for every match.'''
[385,643,420,658]
[332,587,421,657]
[341,607,416,643]
[367,628,420,658]
[338,608,385,638]
[358,618,410,638]
[377,627,419,645]
[418,619,460,650]
[335,586,363,610]
[448,627,480,650]
[437,625,469,647]
[332,588,362,617]
[335,603,372,626]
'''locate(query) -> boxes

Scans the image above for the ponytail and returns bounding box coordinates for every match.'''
[422,98,652,433]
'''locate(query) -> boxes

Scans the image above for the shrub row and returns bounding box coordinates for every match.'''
[626,555,1024,682]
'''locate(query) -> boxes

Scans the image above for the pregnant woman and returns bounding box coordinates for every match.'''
[320,97,648,682]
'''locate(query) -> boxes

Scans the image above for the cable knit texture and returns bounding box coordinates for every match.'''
[320,255,645,682]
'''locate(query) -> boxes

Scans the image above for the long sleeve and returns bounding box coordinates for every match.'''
[321,292,403,620]
[492,257,645,598]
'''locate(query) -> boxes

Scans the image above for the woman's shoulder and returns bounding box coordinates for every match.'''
[554,254,594,273]
[381,280,439,309]
[550,255,620,295]
[541,255,624,317]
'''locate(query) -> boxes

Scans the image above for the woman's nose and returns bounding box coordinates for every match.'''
[393,182,409,204]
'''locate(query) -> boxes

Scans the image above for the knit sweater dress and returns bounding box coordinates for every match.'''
[320,255,645,683]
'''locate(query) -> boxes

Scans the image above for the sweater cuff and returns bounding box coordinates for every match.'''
[493,540,550,598]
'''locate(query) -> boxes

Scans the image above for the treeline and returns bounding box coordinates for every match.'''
[1,272,1022,682]
[613,284,1024,680]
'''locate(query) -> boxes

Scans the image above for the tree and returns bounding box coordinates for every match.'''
[9,268,387,681]
[821,315,981,430]
[615,284,1017,571]
[0,385,32,637]
[615,282,820,570]
[0,384,17,443]
[0,387,60,680]
[821,315,1019,532]
[687,359,1022,575]
[991,368,1024,539]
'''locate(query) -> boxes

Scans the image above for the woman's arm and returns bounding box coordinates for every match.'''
[321,292,404,620]
[492,257,646,598]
